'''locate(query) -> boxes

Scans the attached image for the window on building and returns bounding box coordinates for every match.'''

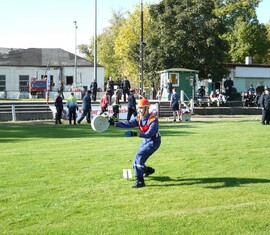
[19,75,29,92]
[170,73,179,86]
[66,76,74,85]
[0,75,6,91]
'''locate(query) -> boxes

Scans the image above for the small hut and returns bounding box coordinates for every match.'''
[158,68,199,101]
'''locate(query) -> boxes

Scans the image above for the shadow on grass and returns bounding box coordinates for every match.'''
[0,121,198,143]
[149,176,270,189]
[0,124,124,143]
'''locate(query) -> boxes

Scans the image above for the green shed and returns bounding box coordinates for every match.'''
[158,68,199,101]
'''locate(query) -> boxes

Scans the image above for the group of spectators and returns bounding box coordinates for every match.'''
[54,76,139,125]
[55,91,92,125]
[100,76,137,122]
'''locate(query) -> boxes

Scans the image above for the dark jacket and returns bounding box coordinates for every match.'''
[90,81,97,93]
[167,82,173,93]
[108,80,114,94]
[128,94,136,109]
[171,92,179,106]
[260,93,270,110]
[122,79,131,90]
[82,94,92,111]
[55,95,63,110]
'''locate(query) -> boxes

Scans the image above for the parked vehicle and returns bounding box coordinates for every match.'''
[29,78,52,98]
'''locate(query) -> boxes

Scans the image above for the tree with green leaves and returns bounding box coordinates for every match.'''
[146,0,229,82]
[227,19,269,63]
[114,4,153,87]
[265,23,270,63]
[214,0,269,64]
[214,0,260,30]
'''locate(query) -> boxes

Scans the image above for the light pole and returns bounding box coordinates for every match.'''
[94,0,97,83]
[139,0,144,96]
[73,20,78,84]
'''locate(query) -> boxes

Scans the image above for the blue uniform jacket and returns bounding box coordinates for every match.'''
[115,114,161,144]
[82,94,92,111]
[171,93,180,106]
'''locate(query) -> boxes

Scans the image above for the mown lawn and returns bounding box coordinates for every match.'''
[0,116,270,234]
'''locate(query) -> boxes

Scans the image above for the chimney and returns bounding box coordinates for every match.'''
[245,56,252,65]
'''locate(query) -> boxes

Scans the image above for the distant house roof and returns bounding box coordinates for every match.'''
[157,68,199,73]
[0,47,102,67]
[224,63,270,68]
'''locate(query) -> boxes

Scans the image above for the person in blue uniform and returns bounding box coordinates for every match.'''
[127,88,137,120]
[77,90,92,124]
[170,88,180,122]
[114,98,161,188]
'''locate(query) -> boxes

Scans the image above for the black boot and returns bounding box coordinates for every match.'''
[143,166,155,177]
[131,177,145,188]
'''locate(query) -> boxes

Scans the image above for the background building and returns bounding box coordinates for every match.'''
[0,48,104,99]
[226,58,270,92]
[159,68,199,101]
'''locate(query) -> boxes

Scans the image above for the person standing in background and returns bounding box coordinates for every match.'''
[167,79,173,101]
[66,92,78,125]
[54,91,63,124]
[224,77,234,100]
[111,90,121,122]
[127,88,137,120]
[100,91,110,114]
[77,90,92,124]
[59,81,64,99]
[90,80,97,102]
[170,88,180,122]
[260,87,270,125]
[107,76,114,103]
[121,76,131,102]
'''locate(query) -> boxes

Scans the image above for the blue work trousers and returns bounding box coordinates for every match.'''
[132,139,160,178]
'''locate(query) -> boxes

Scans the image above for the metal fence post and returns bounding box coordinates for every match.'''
[12,105,16,122]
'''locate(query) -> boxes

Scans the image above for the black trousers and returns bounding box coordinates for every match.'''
[78,110,91,123]
[55,108,63,124]
[123,89,130,102]
[68,110,76,125]
[127,108,137,120]
[92,92,97,102]
[262,109,270,124]
[112,105,119,120]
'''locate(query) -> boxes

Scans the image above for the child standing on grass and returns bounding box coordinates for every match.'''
[170,88,180,122]
[100,91,109,114]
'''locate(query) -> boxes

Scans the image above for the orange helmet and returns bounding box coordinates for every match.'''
[138,98,150,108]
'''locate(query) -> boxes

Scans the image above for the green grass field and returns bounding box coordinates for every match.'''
[1,116,270,234]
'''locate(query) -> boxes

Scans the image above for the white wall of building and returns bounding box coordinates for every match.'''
[235,67,270,78]
[229,66,270,92]
[0,66,104,92]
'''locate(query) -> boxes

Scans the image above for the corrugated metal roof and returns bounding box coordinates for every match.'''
[224,63,270,68]
[0,47,102,67]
